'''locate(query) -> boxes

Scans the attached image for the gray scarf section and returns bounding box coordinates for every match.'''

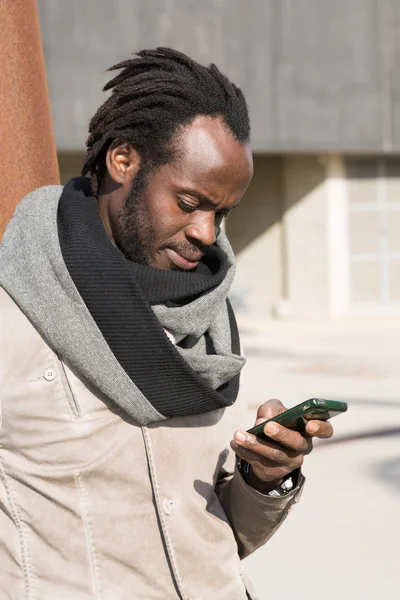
[0,186,245,425]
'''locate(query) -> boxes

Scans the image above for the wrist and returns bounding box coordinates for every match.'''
[248,469,284,494]
[236,456,296,496]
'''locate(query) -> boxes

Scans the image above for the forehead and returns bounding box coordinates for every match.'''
[166,116,253,194]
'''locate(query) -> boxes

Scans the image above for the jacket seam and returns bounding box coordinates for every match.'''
[142,427,187,600]
[75,473,102,599]
[58,358,82,419]
[0,456,34,600]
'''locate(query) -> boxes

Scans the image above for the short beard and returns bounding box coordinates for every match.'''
[112,165,156,265]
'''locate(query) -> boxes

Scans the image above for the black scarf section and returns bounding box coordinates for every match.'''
[57,177,241,418]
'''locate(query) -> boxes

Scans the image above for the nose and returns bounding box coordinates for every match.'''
[185,212,217,248]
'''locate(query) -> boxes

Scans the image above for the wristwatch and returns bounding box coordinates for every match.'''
[267,474,294,497]
[237,457,294,496]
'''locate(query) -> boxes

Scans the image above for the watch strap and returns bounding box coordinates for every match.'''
[237,456,295,496]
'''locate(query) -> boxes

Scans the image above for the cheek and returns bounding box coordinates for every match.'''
[148,198,187,242]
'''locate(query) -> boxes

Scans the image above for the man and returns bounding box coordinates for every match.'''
[0,48,333,599]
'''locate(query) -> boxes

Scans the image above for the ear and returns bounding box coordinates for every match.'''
[105,140,140,185]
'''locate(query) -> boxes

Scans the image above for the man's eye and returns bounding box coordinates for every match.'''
[178,199,197,213]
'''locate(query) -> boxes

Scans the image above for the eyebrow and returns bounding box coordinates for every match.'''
[182,189,241,213]
[183,190,214,205]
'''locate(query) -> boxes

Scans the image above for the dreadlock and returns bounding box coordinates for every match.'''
[82,47,250,190]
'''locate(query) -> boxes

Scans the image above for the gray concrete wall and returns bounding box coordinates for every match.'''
[38,0,400,153]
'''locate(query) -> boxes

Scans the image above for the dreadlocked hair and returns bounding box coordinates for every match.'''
[82,47,250,190]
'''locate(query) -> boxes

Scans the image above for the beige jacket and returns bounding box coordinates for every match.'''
[0,289,303,600]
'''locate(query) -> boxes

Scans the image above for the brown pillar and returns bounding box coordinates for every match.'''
[0,0,60,238]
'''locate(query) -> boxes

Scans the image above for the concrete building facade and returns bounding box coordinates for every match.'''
[38,0,400,319]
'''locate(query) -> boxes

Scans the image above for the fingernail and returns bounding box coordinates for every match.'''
[265,422,279,435]
[234,431,246,443]
[308,422,319,433]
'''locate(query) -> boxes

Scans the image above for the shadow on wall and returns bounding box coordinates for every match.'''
[58,152,87,184]
[226,154,326,256]
[226,155,283,255]
[226,154,326,317]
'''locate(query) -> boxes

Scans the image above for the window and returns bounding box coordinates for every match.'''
[346,158,400,306]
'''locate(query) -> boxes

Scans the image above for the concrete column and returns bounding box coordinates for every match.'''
[0,0,59,238]
[326,154,350,316]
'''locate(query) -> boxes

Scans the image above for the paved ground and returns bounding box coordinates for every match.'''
[236,315,400,600]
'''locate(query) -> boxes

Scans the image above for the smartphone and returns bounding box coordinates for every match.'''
[247,398,348,440]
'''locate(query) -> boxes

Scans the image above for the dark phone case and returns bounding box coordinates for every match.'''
[247,398,348,440]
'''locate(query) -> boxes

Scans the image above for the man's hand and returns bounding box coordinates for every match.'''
[231,399,334,493]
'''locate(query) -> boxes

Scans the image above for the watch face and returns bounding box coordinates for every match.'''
[282,476,294,491]
[268,476,294,497]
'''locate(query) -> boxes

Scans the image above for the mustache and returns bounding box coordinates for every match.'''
[161,240,207,260]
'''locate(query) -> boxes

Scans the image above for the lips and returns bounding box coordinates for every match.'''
[164,248,202,270]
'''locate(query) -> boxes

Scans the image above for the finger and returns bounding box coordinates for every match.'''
[305,420,334,439]
[230,440,303,474]
[231,440,270,463]
[232,431,307,467]
[255,399,287,425]
[262,422,313,453]
[233,431,302,461]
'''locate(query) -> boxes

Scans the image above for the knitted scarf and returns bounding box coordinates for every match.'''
[0,178,245,424]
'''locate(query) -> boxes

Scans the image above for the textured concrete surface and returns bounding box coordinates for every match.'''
[38,0,399,152]
[237,315,400,600]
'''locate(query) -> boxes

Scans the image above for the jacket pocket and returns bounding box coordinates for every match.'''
[58,359,82,419]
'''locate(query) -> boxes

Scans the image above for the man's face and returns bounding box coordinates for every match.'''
[109,116,253,270]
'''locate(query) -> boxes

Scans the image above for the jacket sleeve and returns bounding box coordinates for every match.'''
[215,454,305,559]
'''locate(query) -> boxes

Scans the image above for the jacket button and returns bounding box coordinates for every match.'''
[44,368,56,381]
[162,498,172,516]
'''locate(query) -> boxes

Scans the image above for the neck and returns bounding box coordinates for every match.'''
[97,193,115,243]
[97,176,126,245]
